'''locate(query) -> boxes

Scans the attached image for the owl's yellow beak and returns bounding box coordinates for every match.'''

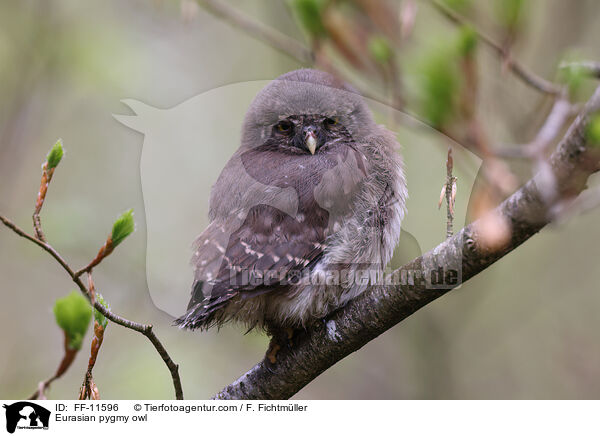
[305,131,317,155]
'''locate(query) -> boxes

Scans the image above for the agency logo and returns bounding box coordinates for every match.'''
[2,402,50,433]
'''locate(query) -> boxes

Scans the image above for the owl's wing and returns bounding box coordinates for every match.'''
[175,203,328,330]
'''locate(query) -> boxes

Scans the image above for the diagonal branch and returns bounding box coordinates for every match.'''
[196,0,313,64]
[494,98,578,159]
[213,85,600,400]
[0,215,184,400]
[430,0,562,96]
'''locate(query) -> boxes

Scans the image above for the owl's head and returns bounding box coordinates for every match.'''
[241,69,375,154]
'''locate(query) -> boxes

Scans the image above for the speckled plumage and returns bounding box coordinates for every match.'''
[176,69,407,332]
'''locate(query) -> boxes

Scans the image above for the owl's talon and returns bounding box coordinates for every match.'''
[285,327,295,349]
[266,342,281,364]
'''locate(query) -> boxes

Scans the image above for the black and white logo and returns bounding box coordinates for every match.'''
[3,402,50,433]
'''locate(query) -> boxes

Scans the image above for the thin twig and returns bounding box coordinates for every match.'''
[79,319,104,400]
[28,376,57,400]
[33,162,56,242]
[430,0,562,95]
[28,329,78,400]
[74,242,114,278]
[445,146,456,239]
[196,0,313,64]
[494,99,578,158]
[0,214,184,400]
[32,213,45,242]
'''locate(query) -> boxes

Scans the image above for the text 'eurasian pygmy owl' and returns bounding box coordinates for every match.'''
[176,69,407,340]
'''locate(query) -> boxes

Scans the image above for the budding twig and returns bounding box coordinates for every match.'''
[87,273,96,306]
[1,147,182,400]
[429,0,562,95]
[32,163,52,242]
[75,239,115,278]
[445,147,457,239]
[79,320,105,400]
[0,214,183,399]
[29,330,79,400]
[33,140,63,242]
[75,209,134,278]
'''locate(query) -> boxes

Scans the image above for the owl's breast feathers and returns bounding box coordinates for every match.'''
[175,139,400,330]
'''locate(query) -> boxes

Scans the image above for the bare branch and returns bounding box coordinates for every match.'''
[430,0,562,95]
[522,99,576,156]
[213,85,600,400]
[79,319,105,400]
[0,215,184,400]
[553,185,600,224]
[445,146,456,238]
[196,0,313,64]
[32,163,55,242]
[495,98,578,158]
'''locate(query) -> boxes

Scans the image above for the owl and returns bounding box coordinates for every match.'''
[176,69,407,354]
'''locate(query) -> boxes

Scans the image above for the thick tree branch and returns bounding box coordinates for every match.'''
[213,85,600,400]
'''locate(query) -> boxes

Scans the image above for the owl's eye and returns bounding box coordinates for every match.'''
[276,120,293,134]
[324,117,338,127]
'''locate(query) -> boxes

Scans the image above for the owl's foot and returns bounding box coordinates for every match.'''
[264,327,297,364]
[266,341,281,365]
[284,327,295,347]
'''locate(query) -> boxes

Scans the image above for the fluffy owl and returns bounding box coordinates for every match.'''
[176,69,407,344]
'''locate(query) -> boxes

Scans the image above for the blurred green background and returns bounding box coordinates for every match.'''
[1,0,600,399]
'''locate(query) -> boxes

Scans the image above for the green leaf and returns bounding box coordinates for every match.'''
[94,293,109,329]
[291,0,328,37]
[586,114,600,148]
[368,35,392,64]
[495,0,525,29]
[53,291,92,350]
[111,208,135,247]
[419,46,460,128]
[46,139,64,169]
[558,63,586,98]
[457,25,477,57]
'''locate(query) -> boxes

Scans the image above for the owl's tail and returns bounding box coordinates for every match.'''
[174,280,233,330]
